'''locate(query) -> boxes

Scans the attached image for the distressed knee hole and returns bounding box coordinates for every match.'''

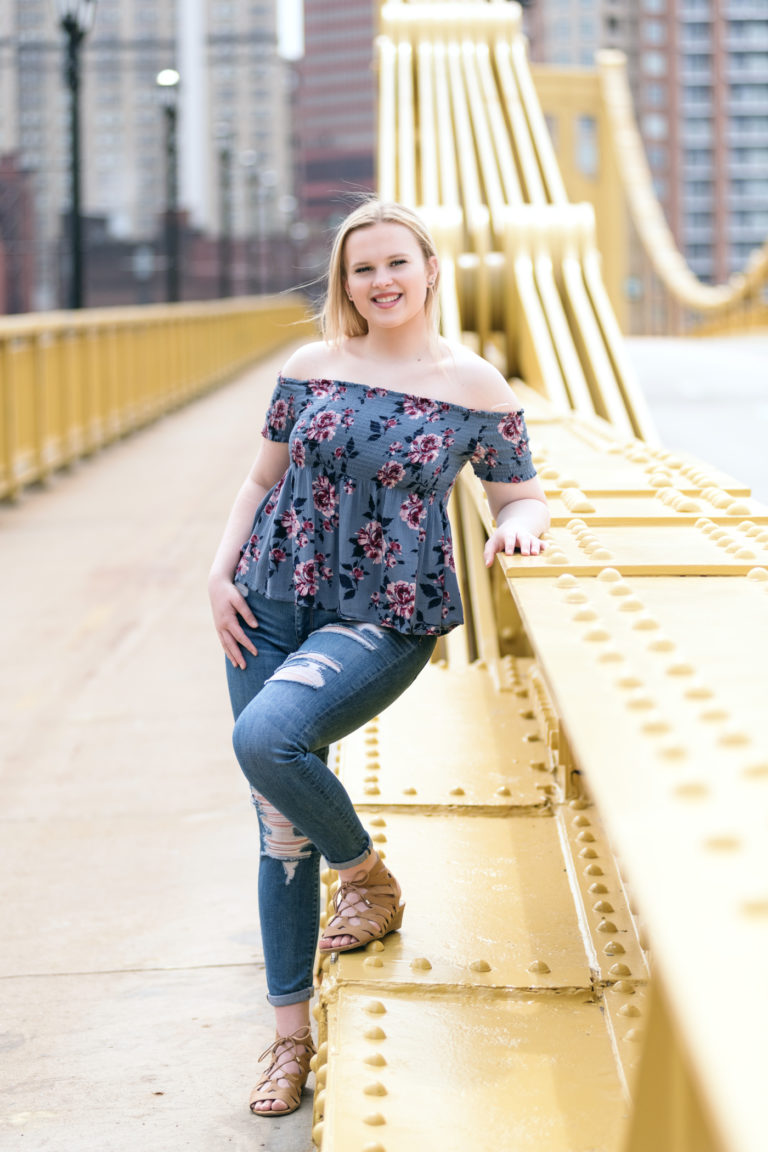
[250,788,313,881]
[317,622,385,651]
[266,650,342,689]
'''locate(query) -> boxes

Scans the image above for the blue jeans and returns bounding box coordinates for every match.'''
[226,589,436,1006]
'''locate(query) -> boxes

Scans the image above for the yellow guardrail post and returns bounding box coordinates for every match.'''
[0,297,314,501]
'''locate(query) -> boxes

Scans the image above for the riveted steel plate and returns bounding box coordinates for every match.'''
[530,421,749,495]
[507,570,768,1151]
[543,489,768,526]
[316,988,627,1152]
[499,518,768,575]
[334,660,550,810]
[322,811,592,990]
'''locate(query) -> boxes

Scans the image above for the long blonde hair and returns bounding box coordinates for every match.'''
[320,200,441,344]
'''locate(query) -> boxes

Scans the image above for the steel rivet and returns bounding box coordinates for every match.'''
[597,919,618,933]
[527,960,551,974]
[364,1082,388,1096]
[608,963,632,977]
[576,830,596,842]
[593,900,614,913]
[372,833,387,843]
[579,846,598,859]
[565,590,588,603]
[597,567,622,582]
[370,817,387,827]
[584,863,604,876]
[411,957,432,971]
[604,941,625,955]
[364,1053,387,1067]
[368,940,385,952]
[364,956,383,968]
[364,1113,387,1126]
[597,649,624,663]
[613,980,635,994]
[469,959,492,972]
[364,1027,387,1041]
[625,1028,644,1043]
[572,814,591,827]
[449,786,465,796]
[718,730,750,747]
[588,882,608,894]
[496,786,511,796]
[364,785,381,795]
[619,1004,642,1018]
[402,787,417,795]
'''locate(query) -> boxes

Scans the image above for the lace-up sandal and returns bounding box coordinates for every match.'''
[249,1026,316,1116]
[318,853,405,953]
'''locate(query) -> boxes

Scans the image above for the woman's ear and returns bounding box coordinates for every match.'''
[427,255,439,284]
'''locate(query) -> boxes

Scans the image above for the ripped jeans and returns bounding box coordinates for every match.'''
[226,588,437,1006]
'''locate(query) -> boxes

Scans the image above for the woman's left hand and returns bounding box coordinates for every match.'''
[484,525,546,567]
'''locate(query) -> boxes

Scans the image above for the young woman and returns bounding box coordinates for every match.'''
[208,199,549,1117]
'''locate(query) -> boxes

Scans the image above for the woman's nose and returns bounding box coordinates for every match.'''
[372,266,393,287]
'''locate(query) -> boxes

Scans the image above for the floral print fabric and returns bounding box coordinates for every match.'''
[234,375,537,635]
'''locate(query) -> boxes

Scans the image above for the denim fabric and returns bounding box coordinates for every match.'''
[227,588,436,1005]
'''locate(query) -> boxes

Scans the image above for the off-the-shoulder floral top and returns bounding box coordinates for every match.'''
[234,375,537,635]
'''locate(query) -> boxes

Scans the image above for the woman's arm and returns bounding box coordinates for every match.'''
[481,475,550,567]
[208,438,290,668]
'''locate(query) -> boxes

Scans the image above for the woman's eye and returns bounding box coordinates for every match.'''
[391,259,406,266]
[354,266,372,274]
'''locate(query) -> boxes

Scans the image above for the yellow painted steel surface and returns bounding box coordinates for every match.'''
[311,4,768,1152]
[0,296,313,500]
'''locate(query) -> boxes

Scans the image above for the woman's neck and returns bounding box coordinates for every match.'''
[356,324,439,366]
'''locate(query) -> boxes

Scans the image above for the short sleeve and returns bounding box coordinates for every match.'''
[261,376,304,443]
[468,409,537,484]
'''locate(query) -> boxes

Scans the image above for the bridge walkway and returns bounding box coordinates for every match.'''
[0,347,314,1152]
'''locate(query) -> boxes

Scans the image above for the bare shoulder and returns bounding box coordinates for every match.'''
[442,342,522,411]
[280,341,336,380]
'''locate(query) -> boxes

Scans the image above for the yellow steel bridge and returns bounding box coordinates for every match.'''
[1,4,767,1151]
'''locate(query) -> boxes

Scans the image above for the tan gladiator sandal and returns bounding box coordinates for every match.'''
[249,1025,316,1117]
[318,853,405,954]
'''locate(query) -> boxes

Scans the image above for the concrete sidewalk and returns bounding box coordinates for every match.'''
[0,347,313,1151]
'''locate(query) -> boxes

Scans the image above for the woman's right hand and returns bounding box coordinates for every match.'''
[208,574,259,669]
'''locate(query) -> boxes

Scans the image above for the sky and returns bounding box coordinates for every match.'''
[276,0,304,61]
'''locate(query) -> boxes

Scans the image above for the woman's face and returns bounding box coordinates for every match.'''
[343,221,438,333]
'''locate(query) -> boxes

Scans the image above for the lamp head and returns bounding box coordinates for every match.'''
[55,0,97,32]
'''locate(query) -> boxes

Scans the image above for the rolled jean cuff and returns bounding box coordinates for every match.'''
[267,986,315,1007]
[326,836,373,872]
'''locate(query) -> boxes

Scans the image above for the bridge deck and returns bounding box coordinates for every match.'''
[2,336,766,1151]
[0,349,314,1151]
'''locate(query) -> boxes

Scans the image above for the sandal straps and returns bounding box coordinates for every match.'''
[250,1027,315,1115]
[257,1025,315,1067]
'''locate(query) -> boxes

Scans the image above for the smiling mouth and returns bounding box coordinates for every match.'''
[371,293,402,306]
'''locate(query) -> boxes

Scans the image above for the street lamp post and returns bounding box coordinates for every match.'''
[156,69,181,303]
[216,125,233,298]
[55,0,97,310]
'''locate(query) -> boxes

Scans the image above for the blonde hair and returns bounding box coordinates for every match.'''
[320,200,440,343]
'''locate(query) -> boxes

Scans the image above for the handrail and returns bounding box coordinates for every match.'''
[0,295,313,500]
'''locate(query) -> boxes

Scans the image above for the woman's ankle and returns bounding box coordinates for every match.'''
[273,1002,311,1038]
[336,848,378,883]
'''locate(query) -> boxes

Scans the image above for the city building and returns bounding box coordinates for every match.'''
[526,0,768,295]
[293,0,377,286]
[0,0,295,310]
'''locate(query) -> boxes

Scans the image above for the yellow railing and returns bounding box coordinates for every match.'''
[309,5,768,1152]
[0,295,313,500]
